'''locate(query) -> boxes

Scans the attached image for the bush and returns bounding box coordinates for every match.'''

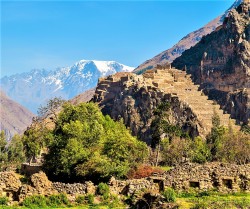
[75,195,86,204]
[108,194,123,208]
[127,165,164,179]
[97,182,110,195]
[43,102,149,181]
[0,196,8,205]
[46,193,69,206]
[162,188,176,203]
[22,195,47,208]
[86,194,94,205]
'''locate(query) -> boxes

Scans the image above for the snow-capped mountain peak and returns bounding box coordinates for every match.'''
[0,60,134,113]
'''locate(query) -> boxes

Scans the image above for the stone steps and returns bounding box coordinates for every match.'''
[148,68,240,136]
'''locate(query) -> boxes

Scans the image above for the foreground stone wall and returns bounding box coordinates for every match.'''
[0,163,249,203]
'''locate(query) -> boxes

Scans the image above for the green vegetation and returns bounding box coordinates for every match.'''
[162,188,176,202]
[1,190,250,209]
[97,183,110,200]
[151,103,250,166]
[207,112,250,164]
[43,102,148,182]
[0,131,25,171]
[177,191,250,209]
[0,196,8,205]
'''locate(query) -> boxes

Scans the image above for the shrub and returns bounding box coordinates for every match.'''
[108,194,123,208]
[22,195,47,208]
[127,165,163,179]
[46,193,69,207]
[97,182,110,196]
[86,194,94,205]
[0,196,8,205]
[162,188,176,203]
[75,195,86,204]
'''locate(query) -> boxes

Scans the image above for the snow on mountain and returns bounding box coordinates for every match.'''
[0,60,134,113]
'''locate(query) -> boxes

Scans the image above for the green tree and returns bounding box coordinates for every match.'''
[0,131,7,169]
[206,111,226,159]
[216,131,250,164]
[160,137,190,166]
[44,102,148,181]
[7,134,25,164]
[22,124,52,162]
[37,97,65,122]
[188,137,211,163]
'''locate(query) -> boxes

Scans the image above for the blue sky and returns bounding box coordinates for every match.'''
[1,0,235,77]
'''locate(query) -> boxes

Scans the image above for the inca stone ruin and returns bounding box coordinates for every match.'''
[93,65,239,144]
[1,163,249,203]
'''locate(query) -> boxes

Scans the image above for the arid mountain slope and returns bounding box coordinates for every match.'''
[70,88,95,105]
[133,0,243,74]
[172,2,250,123]
[0,90,34,140]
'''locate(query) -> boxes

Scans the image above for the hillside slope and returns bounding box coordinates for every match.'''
[0,90,34,140]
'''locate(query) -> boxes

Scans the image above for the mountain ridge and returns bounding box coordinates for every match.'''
[133,0,243,74]
[0,60,134,113]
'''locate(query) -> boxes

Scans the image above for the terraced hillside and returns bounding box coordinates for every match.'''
[93,67,240,143]
[144,67,239,136]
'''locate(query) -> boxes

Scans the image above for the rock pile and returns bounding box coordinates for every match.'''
[0,172,21,201]
[19,172,57,201]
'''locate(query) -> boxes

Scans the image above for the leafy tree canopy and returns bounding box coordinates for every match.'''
[43,102,148,182]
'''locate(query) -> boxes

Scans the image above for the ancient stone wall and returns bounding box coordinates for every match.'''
[92,72,201,145]
[164,162,250,193]
[93,68,239,143]
[1,163,249,204]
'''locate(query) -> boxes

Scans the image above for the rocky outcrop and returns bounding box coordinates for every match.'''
[0,171,96,203]
[92,72,202,144]
[1,162,249,205]
[92,67,239,144]
[0,172,21,201]
[172,2,250,124]
[18,172,57,201]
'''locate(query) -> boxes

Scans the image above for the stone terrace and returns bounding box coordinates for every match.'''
[143,67,240,136]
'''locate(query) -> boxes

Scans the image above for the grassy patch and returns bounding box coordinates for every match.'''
[157,166,172,171]
[176,192,250,209]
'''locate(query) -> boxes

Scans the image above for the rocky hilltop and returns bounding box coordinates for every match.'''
[133,0,243,74]
[172,2,250,124]
[0,90,34,140]
[92,66,239,145]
